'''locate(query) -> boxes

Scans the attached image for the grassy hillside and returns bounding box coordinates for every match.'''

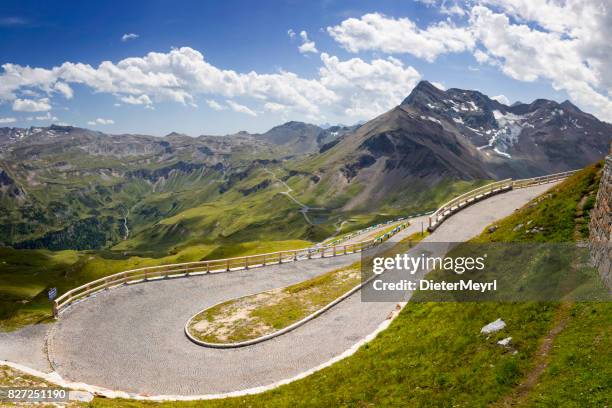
[92,161,607,407]
[0,238,309,330]
[117,159,484,255]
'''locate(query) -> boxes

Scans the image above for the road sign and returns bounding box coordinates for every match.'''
[48,287,57,301]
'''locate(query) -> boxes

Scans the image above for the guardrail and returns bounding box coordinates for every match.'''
[323,211,433,247]
[53,169,578,317]
[511,170,577,189]
[428,169,579,231]
[53,221,411,317]
[428,179,513,231]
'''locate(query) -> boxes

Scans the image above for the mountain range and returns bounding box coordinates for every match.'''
[1,81,610,251]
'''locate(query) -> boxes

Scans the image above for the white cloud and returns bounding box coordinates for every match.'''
[491,94,510,105]
[319,53,421,119]
[20,89,39,97]
[469,3,612,121]
[431,81,446,90]
[120,94,152,105]
[53,82,73,99]
[0,117,16,124]
[298,31,318,54]
[226,100,257,117]
[12,97,51,112]
[206,99,225,111]
[0,46,425,124]
[29,112,58,121]
[264,102,288,113]
[87,118,114,126]
[418,0,466,16]
[327,13,475,62]
[287,29,296,39]
[121,33,139,42]
[327,3,612,122]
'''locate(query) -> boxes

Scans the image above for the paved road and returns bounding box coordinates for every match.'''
[2,183,554,396]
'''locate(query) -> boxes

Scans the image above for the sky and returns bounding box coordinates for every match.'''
[0,0,611,136]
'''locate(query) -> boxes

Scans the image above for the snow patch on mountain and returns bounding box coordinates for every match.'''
[485,110,530,158]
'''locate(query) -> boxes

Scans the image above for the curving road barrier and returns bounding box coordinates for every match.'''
[427,170,578,231]
[53,221,412,317]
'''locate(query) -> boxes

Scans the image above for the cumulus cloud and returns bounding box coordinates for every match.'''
[87,118,114,125]
[121,33,139,42]
[287,29,296,39]
[491,94,510,105]
[12,97,52,112]
[319,53,421,119]
[53,82,73,99]
[0,117,16,124]
[120,94,152,105]
[327,13,475,62]
[0,46,425,123]
[226,100,257,116]
[327,2,612,121]
[469,2,612,121]
[298,31,318,54]
[206,99,225,111]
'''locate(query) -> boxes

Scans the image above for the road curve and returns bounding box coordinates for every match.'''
[3,183,555,397]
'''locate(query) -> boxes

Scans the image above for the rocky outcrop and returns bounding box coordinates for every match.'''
[589,143,612,290]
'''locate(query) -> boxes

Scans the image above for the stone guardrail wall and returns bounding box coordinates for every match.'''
[589,150,612,290]
[427,170,578,232]
[53,219,412,317]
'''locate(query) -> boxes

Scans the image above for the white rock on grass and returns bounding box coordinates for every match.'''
[480,318,506,334]
[497,337,512,346]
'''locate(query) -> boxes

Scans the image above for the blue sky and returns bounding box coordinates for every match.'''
[0,0,609,136]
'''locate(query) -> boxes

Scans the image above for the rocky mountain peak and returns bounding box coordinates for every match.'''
[560,100,582,113]
[400,80,446,106]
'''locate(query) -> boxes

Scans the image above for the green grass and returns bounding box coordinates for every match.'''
[519,302,611,407]
[201,240,311,260]
[472,162,602,244]
[187,263,360,344]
